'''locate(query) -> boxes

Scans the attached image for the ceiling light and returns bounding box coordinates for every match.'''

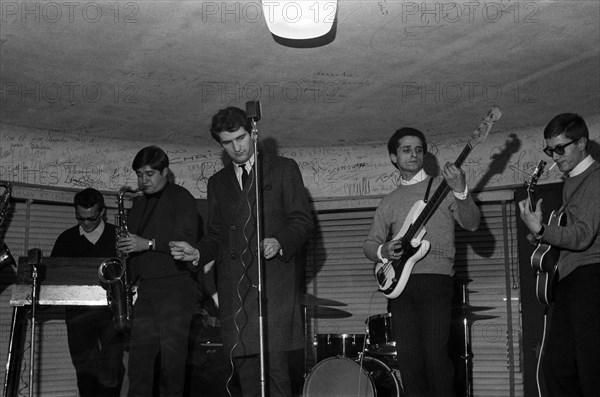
[262,1,338,40]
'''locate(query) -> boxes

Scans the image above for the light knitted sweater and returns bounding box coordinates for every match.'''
[542,161,600,279]
[364,176,481,276]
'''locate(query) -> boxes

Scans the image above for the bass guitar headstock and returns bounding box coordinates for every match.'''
[470,106,502,146]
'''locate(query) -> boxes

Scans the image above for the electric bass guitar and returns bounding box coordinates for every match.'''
[529,163,564,305]
[375,106,502,299]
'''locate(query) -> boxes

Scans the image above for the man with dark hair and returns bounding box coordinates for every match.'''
[170,106,313,397]
[363,128,480,396]
[117,145,199,397]
[519,113,600,396]
[51,188,126,397]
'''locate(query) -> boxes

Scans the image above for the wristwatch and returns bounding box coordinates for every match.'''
[148,239,155,251]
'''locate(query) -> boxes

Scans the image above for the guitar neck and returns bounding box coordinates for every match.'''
[404,142,473,243]
[528,190,537,212]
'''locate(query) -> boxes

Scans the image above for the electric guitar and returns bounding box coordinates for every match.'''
[375,106,502,299]
[529,163,564,305]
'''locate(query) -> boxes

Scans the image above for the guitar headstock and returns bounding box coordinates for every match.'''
[470,106,502,145]
[526,160,546,211]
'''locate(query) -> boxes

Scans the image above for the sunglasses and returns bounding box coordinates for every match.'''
[543,138,578,157]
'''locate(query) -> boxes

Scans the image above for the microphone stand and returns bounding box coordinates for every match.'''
[29,262,38,397]
[27,249,41,397]
[250,118,267,397]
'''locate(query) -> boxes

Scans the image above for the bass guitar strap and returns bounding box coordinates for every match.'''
[423,177,434,203]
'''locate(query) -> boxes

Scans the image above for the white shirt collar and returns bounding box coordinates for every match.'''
[569,154,594,177]
[235,154,255,172]
[235,154,255,188]
[79,219,105,245]
[400,169,428,185]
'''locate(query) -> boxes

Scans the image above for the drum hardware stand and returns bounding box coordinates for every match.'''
[4,249,42,397]
[459,283,473,397]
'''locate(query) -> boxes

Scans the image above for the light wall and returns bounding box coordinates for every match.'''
[1,113,599,199]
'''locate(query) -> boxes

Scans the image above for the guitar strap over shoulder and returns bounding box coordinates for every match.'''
[423,177,434,203]
[557,166,597,215]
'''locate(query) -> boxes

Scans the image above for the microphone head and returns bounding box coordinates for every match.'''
[246,101,262,121]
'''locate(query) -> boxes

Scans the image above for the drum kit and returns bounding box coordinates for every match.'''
[301,294,401,397]
[301,280,498,397]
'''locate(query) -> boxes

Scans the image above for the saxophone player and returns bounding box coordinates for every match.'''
[116,145,199,397]
[51,188,126,397]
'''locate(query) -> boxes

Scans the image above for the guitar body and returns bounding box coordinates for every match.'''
[530,210,566,305]
[374,200,431,299]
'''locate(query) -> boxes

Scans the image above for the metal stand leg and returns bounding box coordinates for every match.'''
[3,306,28,397]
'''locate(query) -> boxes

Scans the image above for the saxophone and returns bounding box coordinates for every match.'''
[98,186,140,332]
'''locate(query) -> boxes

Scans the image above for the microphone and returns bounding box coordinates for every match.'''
[246,101,262,121]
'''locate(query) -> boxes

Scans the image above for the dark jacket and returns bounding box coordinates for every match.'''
[199,154,313,355]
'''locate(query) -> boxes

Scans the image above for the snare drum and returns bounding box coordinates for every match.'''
[303,356,401,397]
[314,334,365,362]
[366,313,397,355]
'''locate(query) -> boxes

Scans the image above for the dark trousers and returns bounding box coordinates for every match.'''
[127,277,197,397]
[234,351,291,397]
[543,264,600,397]
[65,307,126,397]
[388,274,454,397]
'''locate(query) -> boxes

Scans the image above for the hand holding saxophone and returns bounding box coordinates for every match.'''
[117,233,153,254]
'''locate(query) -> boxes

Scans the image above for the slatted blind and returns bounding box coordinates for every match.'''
[305,192,523,396]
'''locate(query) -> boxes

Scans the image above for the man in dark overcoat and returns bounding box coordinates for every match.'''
[170,106,313,397]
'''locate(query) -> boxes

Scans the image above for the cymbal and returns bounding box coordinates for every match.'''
[307,307,352,319]
[301,293,347,307]
[453,277,473,283]
[452,303,496,312]
[453,313,499,322]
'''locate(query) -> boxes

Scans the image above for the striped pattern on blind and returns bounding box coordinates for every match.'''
[304,196,523,396]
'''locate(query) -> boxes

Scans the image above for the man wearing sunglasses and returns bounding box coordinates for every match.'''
[51,188,126,397]
[519,113,600,396]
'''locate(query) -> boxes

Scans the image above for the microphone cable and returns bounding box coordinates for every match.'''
[226,170,256,397]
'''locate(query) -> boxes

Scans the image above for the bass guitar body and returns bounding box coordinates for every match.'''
[530,210,565,306]
[375,200,431,299]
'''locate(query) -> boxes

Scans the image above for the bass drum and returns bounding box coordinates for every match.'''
[303,356,401,397]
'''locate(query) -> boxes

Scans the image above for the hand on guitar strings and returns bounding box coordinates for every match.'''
[382,239,404,261]
[441,162,467,194]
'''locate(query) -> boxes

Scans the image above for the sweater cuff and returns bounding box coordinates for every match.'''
[377,245,388,264]
[453,185,469,200]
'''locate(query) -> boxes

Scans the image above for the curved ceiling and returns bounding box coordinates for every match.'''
[1,1,599,148]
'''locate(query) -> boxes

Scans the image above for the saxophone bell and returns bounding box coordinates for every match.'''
[98,257,131,331]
